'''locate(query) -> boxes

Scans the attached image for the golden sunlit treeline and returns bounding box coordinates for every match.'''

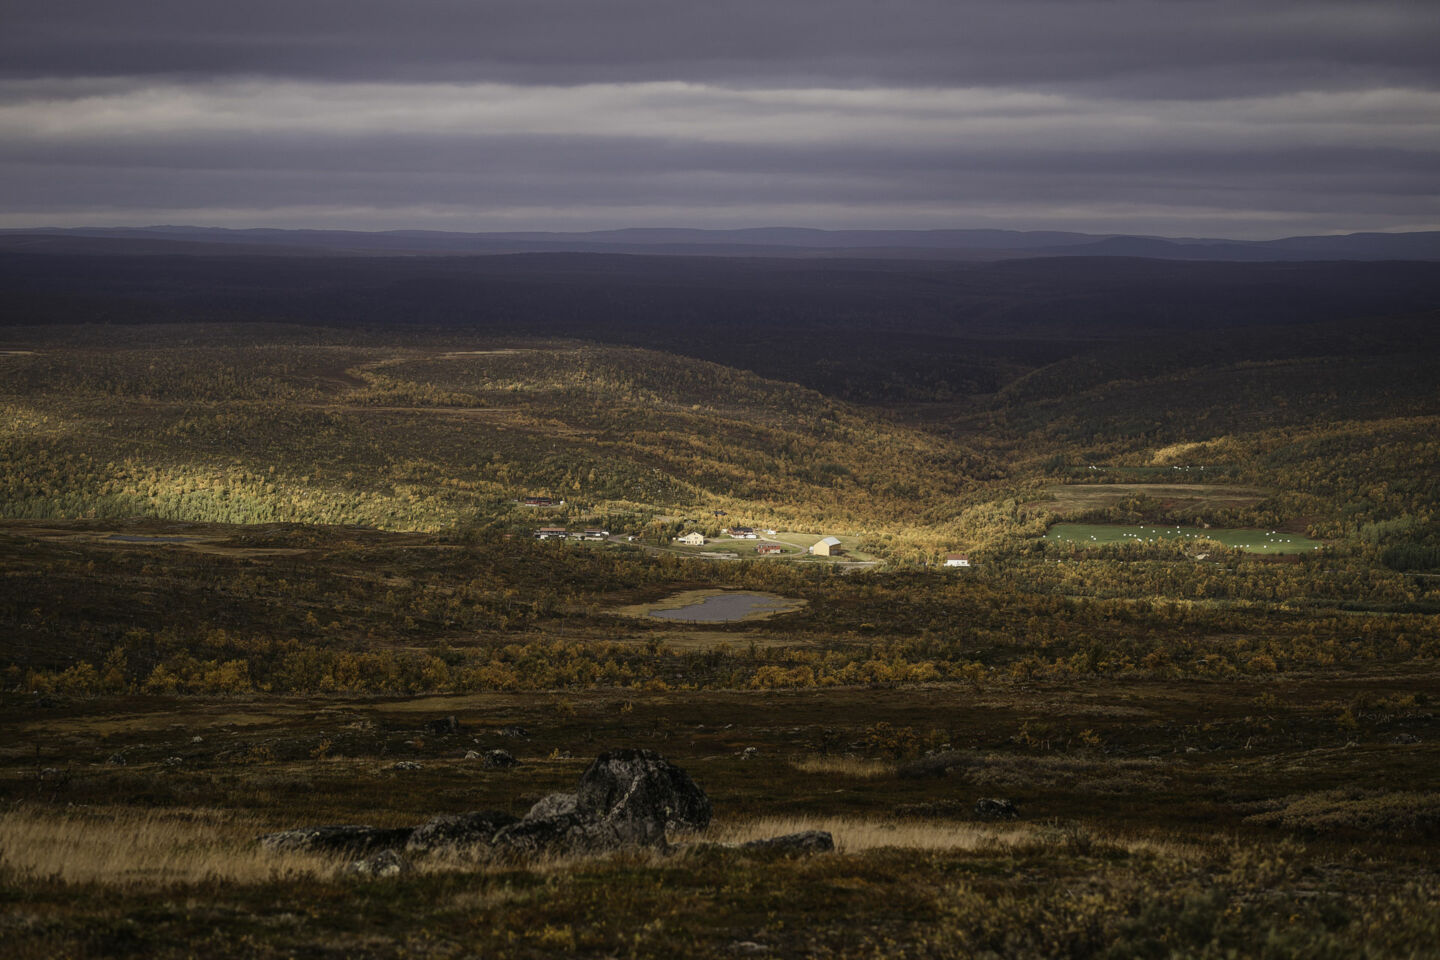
[0,338,1004,547]
[4,328,1438,566]
[1,323,1438,610]
[20,609,1440,696]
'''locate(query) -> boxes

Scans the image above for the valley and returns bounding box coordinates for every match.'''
[1,251,1438,958]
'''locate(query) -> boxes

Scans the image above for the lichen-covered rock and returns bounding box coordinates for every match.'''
[343,849,411,878]
[259,824,414,854]
[492,810,666,854]
[741,830,834,854]
[391,760,423,771]
[974,797,1019,820]
[574,748,711,832]
[405,810,519,855]
[491,750,708,855]
[525,792,578,821]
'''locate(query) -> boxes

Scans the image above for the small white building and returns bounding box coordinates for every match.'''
[676,532,707,546]
[810,536,843,556]
[944,553,971,567]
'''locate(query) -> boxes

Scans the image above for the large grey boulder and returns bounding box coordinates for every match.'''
[261,750,711,863]
[259,824,413,854]
[405,810,519,855]
[574,748,712,832]
[493,749,709,855]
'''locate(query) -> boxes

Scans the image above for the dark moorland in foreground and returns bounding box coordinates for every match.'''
[1,238,1439,958]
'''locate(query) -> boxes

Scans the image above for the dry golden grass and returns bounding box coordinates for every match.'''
[788,756,897,779]
[1,805,1191,892]
[0,805,340,886]
[708,816,1034,854]
[710,816,1210,863]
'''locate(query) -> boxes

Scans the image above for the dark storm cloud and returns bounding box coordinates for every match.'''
[5,0,1438,96]
[1,1,1437,234]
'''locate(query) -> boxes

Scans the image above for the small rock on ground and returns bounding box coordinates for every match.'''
[259,824,414,854]
[974,797,1019,820]
[483,749,519,769]
[741,830,834,854]
[344,849,411,878]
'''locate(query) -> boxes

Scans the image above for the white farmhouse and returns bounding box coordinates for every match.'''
[676,532,707,546]
[944,553,971,567]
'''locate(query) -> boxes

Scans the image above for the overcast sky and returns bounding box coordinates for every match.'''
[2,0,1438,237]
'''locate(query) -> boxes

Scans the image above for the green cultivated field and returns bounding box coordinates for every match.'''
[1045,522,1322,554]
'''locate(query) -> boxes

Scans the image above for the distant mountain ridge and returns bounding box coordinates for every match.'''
[2,225,1438,261]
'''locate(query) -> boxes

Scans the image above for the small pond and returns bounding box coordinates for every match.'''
[647,591,802,623]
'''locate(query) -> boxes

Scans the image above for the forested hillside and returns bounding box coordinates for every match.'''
[0,336,996,551]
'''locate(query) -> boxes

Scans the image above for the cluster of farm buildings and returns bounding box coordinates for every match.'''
[677,527,848,557]
[533,527,610,541]
[523,496,971,564]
